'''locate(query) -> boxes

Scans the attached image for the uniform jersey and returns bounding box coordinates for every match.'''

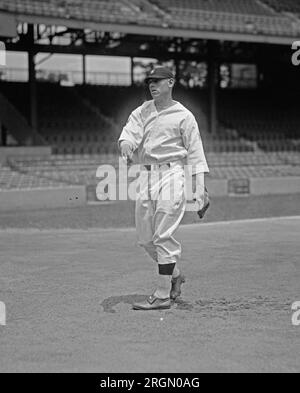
[118,100,209,175]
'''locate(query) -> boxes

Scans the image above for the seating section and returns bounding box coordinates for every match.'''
[37,83,119,153]
[262,0,300,14]
[212,152,300,172]
[2,151,299,199]
[206,151,300,179]
[5,154,119,196]
[206,151,300,167]
[1,83,300,154]
[0,0,299,36]
[0,82,118,154]
[0,0,167,27]
[150,0,300,36]
[77,85,147,133]
[0,82,30,120]
[152,0,274,15]
[4,151,299,198]
[0,161,67,189]
[218,90,300,152]
[0,0,136,23]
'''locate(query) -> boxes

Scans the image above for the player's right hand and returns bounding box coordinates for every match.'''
[120,141,134,164]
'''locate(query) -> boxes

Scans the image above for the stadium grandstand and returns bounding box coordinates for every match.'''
[0,0,300,206]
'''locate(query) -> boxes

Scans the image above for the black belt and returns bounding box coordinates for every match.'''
[144,163,171,171]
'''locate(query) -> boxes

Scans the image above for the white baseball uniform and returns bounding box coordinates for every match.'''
[118,99,209,277]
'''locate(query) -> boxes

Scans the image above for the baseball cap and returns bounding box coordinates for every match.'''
[145,66,175,84]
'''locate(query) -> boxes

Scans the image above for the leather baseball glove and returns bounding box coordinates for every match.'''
[197,187,210,219]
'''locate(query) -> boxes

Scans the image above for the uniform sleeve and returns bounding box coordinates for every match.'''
[181,114,209,175]
[118,107,144,151]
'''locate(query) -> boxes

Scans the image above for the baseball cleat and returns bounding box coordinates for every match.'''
[132,295,171,310]
[170,274,186,300]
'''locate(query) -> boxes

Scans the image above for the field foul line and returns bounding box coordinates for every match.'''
[0,215,299,235]
[184,215,300,228]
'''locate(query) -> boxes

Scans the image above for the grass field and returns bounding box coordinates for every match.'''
[0,194,299,373]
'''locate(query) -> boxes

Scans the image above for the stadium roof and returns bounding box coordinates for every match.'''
[0,0,299,45]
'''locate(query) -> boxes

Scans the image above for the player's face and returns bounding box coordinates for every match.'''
[148,78,174,99]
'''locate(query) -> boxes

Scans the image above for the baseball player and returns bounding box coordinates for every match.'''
[118,66,209,310]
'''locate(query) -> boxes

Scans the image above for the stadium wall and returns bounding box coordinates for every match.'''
[0,176,299,212]
[0,186,86,211]
[251,177,300,195]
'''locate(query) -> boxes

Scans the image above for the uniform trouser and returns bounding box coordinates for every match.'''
[135,162,186,277]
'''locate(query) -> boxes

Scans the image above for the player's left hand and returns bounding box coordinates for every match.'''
[193,188,205,211]
[194,187,210,219]
[192,173,205,209]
